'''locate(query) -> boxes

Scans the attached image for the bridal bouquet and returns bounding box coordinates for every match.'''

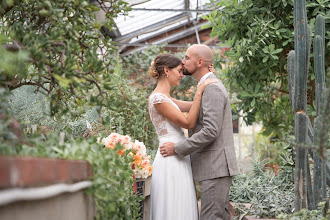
[99,132,152,179]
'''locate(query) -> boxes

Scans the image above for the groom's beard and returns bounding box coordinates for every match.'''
[183,68,193,76]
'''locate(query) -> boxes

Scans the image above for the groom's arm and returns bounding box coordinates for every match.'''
[174,84,226,157]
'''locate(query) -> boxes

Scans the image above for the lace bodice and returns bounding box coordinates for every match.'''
[148,93,184,138]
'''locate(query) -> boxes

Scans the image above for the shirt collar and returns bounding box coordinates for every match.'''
[198,72,214,85]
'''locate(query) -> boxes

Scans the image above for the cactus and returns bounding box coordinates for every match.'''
[293,0,311,211]
[294,114,309,210]
[289,0,327,212]
[293,0,308,112]
[314,15,325,116]
[313,14,326,205]
[306,24,312,78]
[315,14,325,57]
[288,50,295,109]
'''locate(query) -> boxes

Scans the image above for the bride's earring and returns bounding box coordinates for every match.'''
[164,67,169,78]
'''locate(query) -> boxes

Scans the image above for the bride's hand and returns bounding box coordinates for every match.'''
[208,64,215,73]
[197,78,218,93]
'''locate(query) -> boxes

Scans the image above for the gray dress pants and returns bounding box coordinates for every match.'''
[199,176,232,220]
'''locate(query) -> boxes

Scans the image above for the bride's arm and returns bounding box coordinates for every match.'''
[170,99,192,113]
[154,79,217,129]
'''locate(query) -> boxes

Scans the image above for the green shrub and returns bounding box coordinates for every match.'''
[277,202,330,220]
[7,57,158,152]
[1,0,130,116]
[230,154,294,218]
[254,133,295,166]
[203,0,330,136]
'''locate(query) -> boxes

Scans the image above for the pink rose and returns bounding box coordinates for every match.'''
[123,135,131,144]
[105,139,116,149]
[141,160,150,167]
[109,133,119,142]
[118,136,125,145]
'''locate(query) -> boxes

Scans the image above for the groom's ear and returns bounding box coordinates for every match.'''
[197,58,204,67]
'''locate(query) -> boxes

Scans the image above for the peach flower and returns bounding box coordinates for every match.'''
[147,165,152,176]
[133,155,142,166]
[141,160,150,167]
[104,139,116,149]
[109,133,119,142]
[123,135,131,144]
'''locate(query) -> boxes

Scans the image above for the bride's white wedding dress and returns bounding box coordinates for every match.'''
[148,93,198,220]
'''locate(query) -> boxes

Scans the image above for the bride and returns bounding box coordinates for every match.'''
[148,54,216,220]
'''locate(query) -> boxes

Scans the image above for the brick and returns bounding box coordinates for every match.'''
[1,157,92,188]
[10,157,39,187]
[0,156,10,188]
[39,158,56,185]
[70,160,86,182]
[80,161,87,179]
[56,159,70,183]
[86,162,93,178]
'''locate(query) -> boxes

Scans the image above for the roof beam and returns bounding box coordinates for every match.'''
[119,21,211,56]
[130,8,213,12]
[152,21,210,45]
[129,13,204,44]
[125,0,151,6]
[117,43,223,48]
[113,13,188,43]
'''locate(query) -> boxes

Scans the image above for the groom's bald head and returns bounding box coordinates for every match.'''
[188,44,214,67]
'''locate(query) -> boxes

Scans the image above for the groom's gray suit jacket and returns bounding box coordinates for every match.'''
[175,74,239,182]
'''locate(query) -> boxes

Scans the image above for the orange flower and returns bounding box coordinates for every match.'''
[147,165,152,176]
[117,149,125,156]
[133,155,142,166]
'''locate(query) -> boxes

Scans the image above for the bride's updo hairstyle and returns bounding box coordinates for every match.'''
[148,54,181,79]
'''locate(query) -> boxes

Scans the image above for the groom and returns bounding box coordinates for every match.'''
[160,44,239,220]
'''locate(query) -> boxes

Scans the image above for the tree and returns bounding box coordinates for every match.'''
[0,0,130,116]
[203,0,330,137]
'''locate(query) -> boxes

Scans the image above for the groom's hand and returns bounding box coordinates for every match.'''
[160,142,176,157]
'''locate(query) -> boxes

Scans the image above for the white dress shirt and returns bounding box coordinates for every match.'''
[198,72,214,85]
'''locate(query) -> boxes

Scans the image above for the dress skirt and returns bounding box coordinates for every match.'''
[150,134,198,220]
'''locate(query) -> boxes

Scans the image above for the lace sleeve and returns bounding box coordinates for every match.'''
[150,93,170,105]
[149,93,171,136]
